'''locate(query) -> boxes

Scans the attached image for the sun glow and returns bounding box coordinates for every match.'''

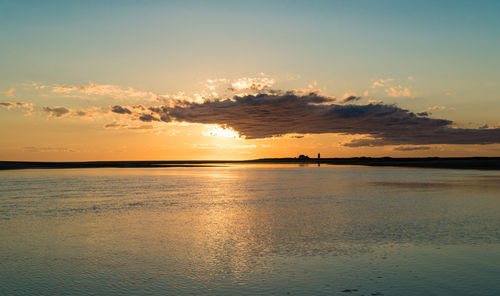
[203,126,240,138]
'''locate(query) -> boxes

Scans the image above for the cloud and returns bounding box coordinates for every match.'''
[428,106,447,110]
[24,83,499,148]
[202,75,278,100]
[103,122,155,130]
[370,78,394,88]
[43,106,71,117]
[52,82,159,101]
[111,105,132,114]
[111,105,161,123]
[104,122,128,129]
[365,78,412,99]
[138,113,160,122]
[342,95,361,103]
[43,106,101,119]
[344,126,500,147]
[0,101,34,114]
[128,124,154,130]
[5,88,15,98]
[394,146,431,151]
[109,92,500,146]
[367,99,383,105]
[230,77,275,91]
[23,146,76,153]
[32,83,47,90]
[385,85,411,97]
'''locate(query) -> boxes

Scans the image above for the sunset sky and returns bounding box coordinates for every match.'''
[1,0,500,161]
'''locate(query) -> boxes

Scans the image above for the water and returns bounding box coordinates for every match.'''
[1,164,499,295]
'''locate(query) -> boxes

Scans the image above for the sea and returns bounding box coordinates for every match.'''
[1,164,499,295]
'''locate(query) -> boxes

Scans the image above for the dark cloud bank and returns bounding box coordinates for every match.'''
[394,146,431,151]
[111,93,500,147]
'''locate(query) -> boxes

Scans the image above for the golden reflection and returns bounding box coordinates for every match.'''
[5,166,500,287]
[180,176,273,280]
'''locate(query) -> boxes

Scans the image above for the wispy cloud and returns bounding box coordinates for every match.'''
[385,85,411,97]
[341,94,361,103]
[23,146,77,153]
[370,78,394,88]
[5,88,15,98]
[230,76,275,91]
[0,101,34,115]
[43,106,102,119]
[32,83,47,90]
[104,122,128,129]
[428,105,455,111]
[128,124,154,130]
[365,78,412,99]
[0,101,33,110]
[51,82,160,101]
[43,106,71,117]
[428,105,446,110]
[367,99,383,105]
[394,146,431,151]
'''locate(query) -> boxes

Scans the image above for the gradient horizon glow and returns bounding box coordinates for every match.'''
[1,0,500,161]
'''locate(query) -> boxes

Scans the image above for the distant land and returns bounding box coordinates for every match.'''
[1,157,500,171]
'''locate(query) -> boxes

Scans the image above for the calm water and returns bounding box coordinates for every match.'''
[1,164,499,295]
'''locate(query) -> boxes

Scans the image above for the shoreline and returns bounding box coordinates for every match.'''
[1,157,500,171]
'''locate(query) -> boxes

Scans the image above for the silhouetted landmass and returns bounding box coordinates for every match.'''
[0,161,221,170]
[254,157,500,170]
[1,157,500,171]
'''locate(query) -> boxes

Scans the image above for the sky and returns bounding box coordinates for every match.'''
[1,0,500,161]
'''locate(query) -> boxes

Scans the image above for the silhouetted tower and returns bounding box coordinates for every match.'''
[317,153,321,166]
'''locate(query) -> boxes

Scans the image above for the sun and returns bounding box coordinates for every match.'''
[203,126,240,139]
